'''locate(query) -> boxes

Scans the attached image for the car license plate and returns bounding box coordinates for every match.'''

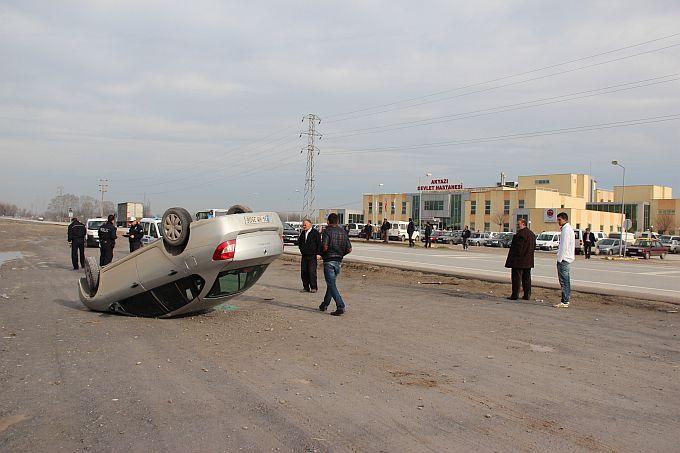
[244,215,271,225]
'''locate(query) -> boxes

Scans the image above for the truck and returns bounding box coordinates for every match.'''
[116,202,144,227]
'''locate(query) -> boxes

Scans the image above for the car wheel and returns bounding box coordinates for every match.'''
[661,253,666,259]
[84,256,100,297]
[644,251,650,260]
[227,204,252,214]
[162,207,192,251]
[400,235,405,242]
[607,249,613,256]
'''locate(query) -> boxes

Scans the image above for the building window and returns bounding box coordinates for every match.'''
[368,202,373,214]
[424,200,444,210]
[379,202,383,214]
[402,201,407,215]
[391,202,395,215]
[503,223,510,232]
[484,222,490,231]
[535,179,550,185]
[470,200,476,215]
[518,199,525,209]
[600,225,604,232]
[470,222,475,231]
[485,200,491,215]
[503,200,510,215]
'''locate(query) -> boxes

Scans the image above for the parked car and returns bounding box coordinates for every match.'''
[387,221,421,242]
[485,232,514,248]
[535,231,560,251]
[86,217,107,247]
[140,217,163,245]
[625,239,669,259]
[437,231,457,244]
[195,208,228,220]
[659,235,680,254]
[594,238,625,256]
[79,206,283,318]
[283,222,299,245]
[468,231,491,246]
[347,223,365,238]
[422,230,445,243]
[608,232,635,243]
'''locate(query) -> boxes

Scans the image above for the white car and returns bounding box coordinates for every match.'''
[468,231,491,246]
[79,206,283,318]
[660,235,680,254]
[388,221,421,242]
[139,217,163,245]
[86,217,107,247]
[536,231,561,251]
[347,223,365,238]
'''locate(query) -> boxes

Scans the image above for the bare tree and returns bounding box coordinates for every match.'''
[492,212,508,232]
[655,214,675,234]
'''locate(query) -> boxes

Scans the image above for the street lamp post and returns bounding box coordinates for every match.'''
[612,160,626,256]
[374,183,383,227]
[419,172,432,231]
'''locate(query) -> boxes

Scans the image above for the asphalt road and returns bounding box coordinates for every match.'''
[286,240,680,303]
[2,220,680,452]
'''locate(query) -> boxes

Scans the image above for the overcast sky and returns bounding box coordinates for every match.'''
[1,1,679,214]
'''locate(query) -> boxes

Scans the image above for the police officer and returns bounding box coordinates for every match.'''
[124,217,144,252]
[98,214,117,266]
[67,217,87,270]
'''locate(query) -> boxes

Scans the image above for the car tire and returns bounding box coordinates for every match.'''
[84,256,100,296]
[162,207,192,251]
[607,249,613,256]
[644,251,650,260]
[227,204,252,214]
[400,235,405,242]
[661,253,666,259]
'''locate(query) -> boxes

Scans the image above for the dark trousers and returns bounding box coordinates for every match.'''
[584,243,592,259]
[425,236,431,248]
[511,268,531,299]
[462,238,468,250]
[408,233,414,247]
[71,241,85,269]
[100,245,114,266]
[301,255,318,291]
[129,241,142,253]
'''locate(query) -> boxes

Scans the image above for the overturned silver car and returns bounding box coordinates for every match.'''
[79,206,283,318]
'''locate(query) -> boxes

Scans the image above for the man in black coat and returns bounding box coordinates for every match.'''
[462,226,471,250]
[583,227,596,259]
[298,219,321,293]
[363,222,373,242]
[98,214,117,266]
[380,219,391,243]
[124,217,144,253]
[424,222,433,248]
[407,218,416,247]
[67,217,87,270]
[505,218,536,300]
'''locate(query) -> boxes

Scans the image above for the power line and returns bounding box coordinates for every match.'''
[324,32,680,121]
[98,178,109,217]
[322,74,680,139]
[324,113,680,155]
[300,114,322,219]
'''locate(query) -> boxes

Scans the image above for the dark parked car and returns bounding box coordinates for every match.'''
[485,232,514,248]
[283,222,299,245]
[437,231,458,244]
[423,230,445,243]
[625,239,668,259]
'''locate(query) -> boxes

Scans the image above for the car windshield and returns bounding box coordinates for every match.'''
[537,233,554,241]
[87,220,105,229]
[599,239,616,246]
[659,235,672,242]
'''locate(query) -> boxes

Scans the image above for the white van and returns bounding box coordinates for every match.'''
[347,223,365,238]
[536,231,561,251]
[388,221,420,242]
[140,217,163,245]
[608,232,635,243]
[573,229,606,254]
[86,218,107,247]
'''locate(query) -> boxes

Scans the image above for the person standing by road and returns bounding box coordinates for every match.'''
[380,219,391,244]
[424,222,433,248]
[363,221,373,242]
[583,227,596,259]
[67,217,86,270]
[98,214,117,266]
[504,218,536,300]
[298,219,321,293]
[555,212,575,308]
[320,213,352,316]
[462,226,471,250]
[407,218,416,247]
[124,217,144,253]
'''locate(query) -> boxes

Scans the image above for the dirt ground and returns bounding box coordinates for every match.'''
[1,220,679,452]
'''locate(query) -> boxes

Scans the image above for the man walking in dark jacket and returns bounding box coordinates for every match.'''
[583,228,596,259]
[67,217,87,270]
[504,218,536,300]
[298,219,321,293]
[124,217,144,253]
[424,222,433,248]
[319,213,352,316]
[407,218,416,247]
[98,214,117,266]
[363,222,373,242]
[462,226,471,250]
[380,219,391,243]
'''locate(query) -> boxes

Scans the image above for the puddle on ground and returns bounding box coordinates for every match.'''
[0,251,23,266]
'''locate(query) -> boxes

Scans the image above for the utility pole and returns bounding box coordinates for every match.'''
[300,114,322,220]
[98,178,109,218]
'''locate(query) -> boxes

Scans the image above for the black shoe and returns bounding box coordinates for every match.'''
[522,295,531,300]
[507,296,518,300]
[330,309,345,316]
[319,303,329,312]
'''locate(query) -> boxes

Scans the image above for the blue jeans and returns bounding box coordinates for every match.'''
[323,261,345,310]
[557,261,571,303]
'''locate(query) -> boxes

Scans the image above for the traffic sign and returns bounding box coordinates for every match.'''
[623,219,632,230]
